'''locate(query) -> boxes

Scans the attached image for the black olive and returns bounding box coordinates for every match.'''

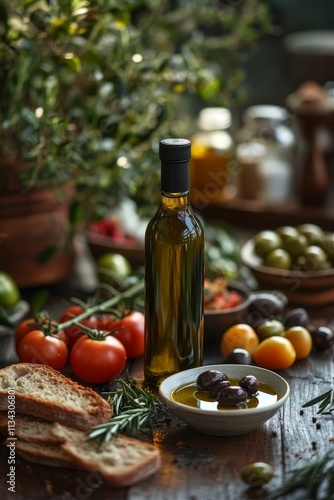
[248,293,286,318]
[284,308,309,329]
[310,326,334,351]
[210,380,231,399]
[196,370,229,390]
[246,311,267,330]
[238,375,259,397]
[216,385,248,406]
[226,348,253,365]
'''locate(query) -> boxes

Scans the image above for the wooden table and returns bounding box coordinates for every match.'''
[0,258,333,500]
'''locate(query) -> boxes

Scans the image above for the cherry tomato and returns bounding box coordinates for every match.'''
[15,317,63,352]
[253,336,296,370]
[70,334,127,384]
[59,306,98,349]
[110,311,145,359]
[18,329,68,371]
[15,317,41,352]
[95,314,115,331]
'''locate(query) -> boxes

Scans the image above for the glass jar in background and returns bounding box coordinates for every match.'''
[190,107,235,209]
[235,142,267,201]
[236,105,296,203]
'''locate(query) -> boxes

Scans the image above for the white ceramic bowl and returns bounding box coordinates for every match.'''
[159,364,290,436]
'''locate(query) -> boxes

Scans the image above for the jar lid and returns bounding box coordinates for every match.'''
[198,107,232,131]
[243,105,289,127]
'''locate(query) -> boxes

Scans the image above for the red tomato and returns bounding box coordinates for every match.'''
[70,335,127,384]
[18,329,68,371]
[15,317,40,353]
[59,306,98,349]
[95,314,116,331]
[15,317,63,352]
[110,311,145,359]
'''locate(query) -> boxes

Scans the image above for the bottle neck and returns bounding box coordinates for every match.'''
[160,191,190,208]
[160,160,190,193]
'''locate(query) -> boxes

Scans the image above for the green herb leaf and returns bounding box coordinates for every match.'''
[267,450,334,499]
[88,371,171,444]
[302,383,334,414]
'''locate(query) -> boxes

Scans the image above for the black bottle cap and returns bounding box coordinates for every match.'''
[159,138,191,162]
[159,138,191,193]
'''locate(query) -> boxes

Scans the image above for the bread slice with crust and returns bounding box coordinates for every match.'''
[0,363,112,430]
[0,412,62,444]
[4,439,81,469]
[1,413,161,485]
[54,423,161,486]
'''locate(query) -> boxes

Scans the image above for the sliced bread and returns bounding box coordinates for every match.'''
[0,363,112,430]
[54,423,161,486]
[2,415,161,485]
[5,439,81,469]
[0,412,62,444]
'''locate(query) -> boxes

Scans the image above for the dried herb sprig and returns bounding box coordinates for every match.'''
[267,450,334,499]
[88,372,171,443]
[302,380,334,414]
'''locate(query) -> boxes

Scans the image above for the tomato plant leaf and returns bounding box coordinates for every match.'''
[30,289,49,316]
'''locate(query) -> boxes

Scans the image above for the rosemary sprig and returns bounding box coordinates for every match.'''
[267,450,334,499]
[88,372,171,443]
[302,380,334,414]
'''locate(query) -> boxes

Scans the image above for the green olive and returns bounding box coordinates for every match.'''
[297,223,325,245]
[276,225,299,240]
[253,231,282,258]
[257,319,285,340]
[322,233,334,261]
[282,233,308,258]
[264,248,292,270]
[241,462,274,487]
[298,245,328,271]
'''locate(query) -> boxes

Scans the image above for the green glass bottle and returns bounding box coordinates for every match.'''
[144,138,204,387]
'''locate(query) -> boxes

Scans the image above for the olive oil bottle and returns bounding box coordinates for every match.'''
[144,138,204,387]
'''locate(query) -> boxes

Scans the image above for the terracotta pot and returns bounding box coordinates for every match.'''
[0,182,76,288]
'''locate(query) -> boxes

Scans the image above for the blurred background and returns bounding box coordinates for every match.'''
[1,0,334,288]
[244,0,334,105]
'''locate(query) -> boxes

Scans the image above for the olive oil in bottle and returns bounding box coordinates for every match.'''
[144,138,204,387]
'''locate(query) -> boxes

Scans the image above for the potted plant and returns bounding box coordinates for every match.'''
[0,0,271,287]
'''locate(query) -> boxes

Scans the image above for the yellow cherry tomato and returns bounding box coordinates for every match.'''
[253,336,296,370]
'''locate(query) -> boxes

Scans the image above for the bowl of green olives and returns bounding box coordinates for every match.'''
[241,224,334,305]
[159,364,290,436]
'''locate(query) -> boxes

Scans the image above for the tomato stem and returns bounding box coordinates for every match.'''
[57,279,144,332]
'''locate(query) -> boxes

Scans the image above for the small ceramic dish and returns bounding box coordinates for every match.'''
[241,238,334,305]
[86,230,145,269]
[204,281,250,342]
[204,281,287,344]
[0,300,29,337]
[159,364,290,436]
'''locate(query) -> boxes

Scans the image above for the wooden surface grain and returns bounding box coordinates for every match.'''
[0,279,333,499]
